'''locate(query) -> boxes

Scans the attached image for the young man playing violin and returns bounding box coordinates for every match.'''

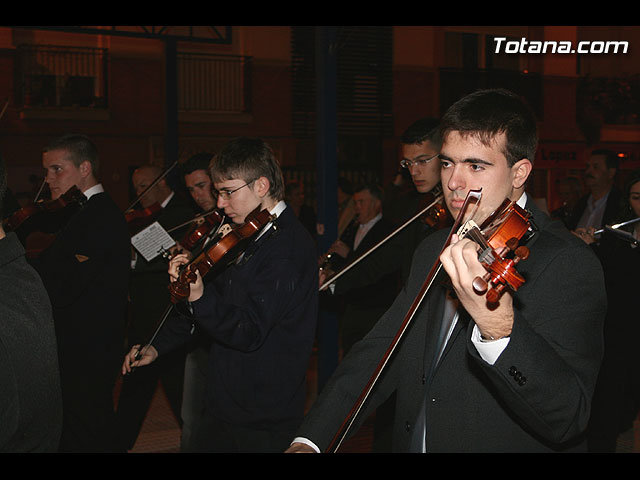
[123,137,318,452]
[31,134,131,452]
[288,89,606,453]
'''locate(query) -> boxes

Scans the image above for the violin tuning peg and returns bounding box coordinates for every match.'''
[505,237,520,251]
[514,246,529,261]
[486,287,501,304]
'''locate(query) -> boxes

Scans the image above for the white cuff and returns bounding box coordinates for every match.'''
[471,324,510,365]
[291,437,321,453]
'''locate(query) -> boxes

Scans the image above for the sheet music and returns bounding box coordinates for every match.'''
[131,221,176,262]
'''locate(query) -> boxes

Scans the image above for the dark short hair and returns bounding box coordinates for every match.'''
[182,152,215,176]
[354,183,383,202]
[439,88,538,168]
[209,137,285,201]
[401,118,442,149]
[43,134,100,176]
[590,149,619,170]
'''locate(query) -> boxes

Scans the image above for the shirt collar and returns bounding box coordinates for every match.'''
[516,192,527,209]
[82,183,104,199]
[160,191,175,208]
[254,200,286,242]
[359,212,382,229]
[270,200,287,218]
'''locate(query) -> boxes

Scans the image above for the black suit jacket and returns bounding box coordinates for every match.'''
[297,198,606,452]
[32,191,131,377]
[153,205,318,434]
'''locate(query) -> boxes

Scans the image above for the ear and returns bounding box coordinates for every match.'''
[79,160,92,178]
[512,158,532,189]
[254,176,271,198]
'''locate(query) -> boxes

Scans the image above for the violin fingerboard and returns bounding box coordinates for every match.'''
[457,220,479,238]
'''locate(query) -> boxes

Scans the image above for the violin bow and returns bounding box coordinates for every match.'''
[0,98,8,121]
[131,214,230,367]
[319,193,445,291]
[166,208,221,234]
[593,217,640,236]
[126,160,179,213]
[325,189,482,452]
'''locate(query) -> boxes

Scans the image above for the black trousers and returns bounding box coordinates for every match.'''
[115,348,186,450]
[58,363,120,453]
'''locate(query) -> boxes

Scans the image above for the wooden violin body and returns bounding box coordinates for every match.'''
[4,186,88,257]
[168,207,276,303]
[418,184,451,230]
[125,202,162,236]
[4,185,87,234]
[179,209,226,251]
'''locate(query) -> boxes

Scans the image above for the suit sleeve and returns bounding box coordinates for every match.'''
[467,239,606,444]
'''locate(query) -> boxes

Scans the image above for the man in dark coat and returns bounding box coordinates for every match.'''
[31,134,130,452]
[321,183,400,355]
[288,89,605,453]
[123,137,318,453]
[0,154,62,452]
[568,148,623,236]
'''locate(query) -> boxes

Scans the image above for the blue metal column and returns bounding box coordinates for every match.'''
[315,26,339,391]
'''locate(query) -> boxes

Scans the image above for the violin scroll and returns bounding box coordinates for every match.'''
[471,237,530,304]
[461,201,533,304]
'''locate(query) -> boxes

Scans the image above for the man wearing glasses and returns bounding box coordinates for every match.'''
[399,118,442,195]
[385,118,449,284]
[122,137,318,453]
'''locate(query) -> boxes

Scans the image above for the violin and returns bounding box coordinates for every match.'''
[177,209,226,251]
[418,184,451,230]
[128,206,275,369]
[168,207,276,304]
[125,202,162,236]
[4,185,87,233]
[4,185,88,257]
[457,197,532,303]
[325,189,534,452]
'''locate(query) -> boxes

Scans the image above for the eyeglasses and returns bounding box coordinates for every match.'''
[214,180,255,200]
[400,153,439,169]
